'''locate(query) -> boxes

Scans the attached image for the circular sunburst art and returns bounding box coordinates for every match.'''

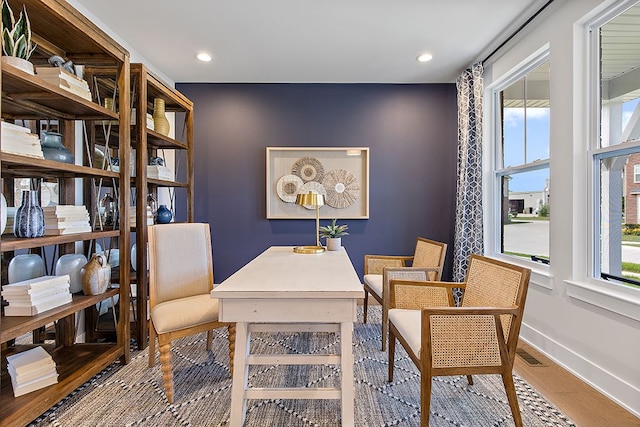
[322,169,360,208]
[291,157,324,182]
[298,181,327,210]
[276,174,304,203]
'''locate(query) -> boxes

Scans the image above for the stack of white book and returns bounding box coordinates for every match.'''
[147,165,173,181]
[1,275,72,316]
[6,346,58,397]
[35,66,92,101]
[1,121,45,159]
[129,205,154,227]
[43,205,92,235]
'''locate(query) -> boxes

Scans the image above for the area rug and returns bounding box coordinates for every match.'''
[28,306,575,426]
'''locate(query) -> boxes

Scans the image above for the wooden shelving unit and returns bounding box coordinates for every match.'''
[0,1,131,425]
[130,63,194,349]
[81,63,194,349]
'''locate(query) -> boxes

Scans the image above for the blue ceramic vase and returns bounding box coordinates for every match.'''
[41,131,74,164]
[156,204,172,224]
[14,190,45,238]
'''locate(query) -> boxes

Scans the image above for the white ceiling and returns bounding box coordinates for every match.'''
[72,0,550,84]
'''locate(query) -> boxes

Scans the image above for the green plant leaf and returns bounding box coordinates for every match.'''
[2,0,15,33]
[13,33,26,58]
[3,27,15,56]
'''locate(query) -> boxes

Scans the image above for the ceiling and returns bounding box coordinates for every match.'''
[71,0,550,84]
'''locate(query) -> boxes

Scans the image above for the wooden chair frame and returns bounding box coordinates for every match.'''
[363,237,447,350]
[387,254,531,427]
[147,223,236,403]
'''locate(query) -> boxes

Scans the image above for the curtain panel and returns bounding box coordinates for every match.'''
[453,62,484,298]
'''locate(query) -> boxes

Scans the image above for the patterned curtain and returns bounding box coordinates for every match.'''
[452,62,484,296]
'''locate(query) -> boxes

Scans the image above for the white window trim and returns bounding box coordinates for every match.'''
[484,44,551,278]
[569,0,640,319]
[634,164,640,183]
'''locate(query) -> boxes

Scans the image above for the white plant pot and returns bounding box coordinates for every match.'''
[1,56,34,75]
[326,237,342,251]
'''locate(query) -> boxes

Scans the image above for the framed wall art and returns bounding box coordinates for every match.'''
[266,147,369,219]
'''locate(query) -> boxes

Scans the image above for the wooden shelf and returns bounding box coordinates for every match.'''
[1,152,120,180]
[1,289,119,343]
[0,342,124,427]
[0,230,120,252]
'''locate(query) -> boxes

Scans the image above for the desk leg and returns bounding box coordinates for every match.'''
[340,321,355,426]
[229,321,250,427]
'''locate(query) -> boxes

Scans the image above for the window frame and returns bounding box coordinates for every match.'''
[485,46,551,275]
[564,0,640,322]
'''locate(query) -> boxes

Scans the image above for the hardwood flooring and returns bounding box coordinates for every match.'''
[514,341,639,426]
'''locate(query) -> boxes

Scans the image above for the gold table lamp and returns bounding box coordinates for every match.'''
[293,191,326,254]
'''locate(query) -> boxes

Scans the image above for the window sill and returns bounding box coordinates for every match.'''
[565,279,640,322]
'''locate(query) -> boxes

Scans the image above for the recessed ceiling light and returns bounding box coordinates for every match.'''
[416,53,433,63]
[196,52,212,62]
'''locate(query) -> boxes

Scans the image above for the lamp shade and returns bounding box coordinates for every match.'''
[295,192,325,207]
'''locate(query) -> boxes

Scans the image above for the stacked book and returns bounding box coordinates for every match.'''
[129,205,154,228]
[6,346,58,397]
[35,66,92,101]
[147,165,173,181]
[1,275,72,316]
[1,121,45,158]
[43,205,92,236]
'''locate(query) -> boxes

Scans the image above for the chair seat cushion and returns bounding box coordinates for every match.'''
[151,294,219,334]
[389,308,421,358]
[363,274,382,298]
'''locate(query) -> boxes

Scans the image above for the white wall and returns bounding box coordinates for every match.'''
[483,0,640,416]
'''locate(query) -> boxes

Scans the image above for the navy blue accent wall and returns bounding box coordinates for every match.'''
[175,83,458,282]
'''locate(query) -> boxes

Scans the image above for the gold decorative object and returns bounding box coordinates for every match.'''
[293,191,326,254]
[153,98,170,136]
[298,181,327,210]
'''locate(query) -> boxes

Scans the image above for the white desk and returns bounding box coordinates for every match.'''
[212,246,364,426]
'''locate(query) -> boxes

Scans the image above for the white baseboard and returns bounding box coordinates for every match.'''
[520,322,640,417]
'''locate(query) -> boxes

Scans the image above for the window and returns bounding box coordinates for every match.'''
[490,57,550,266]
[590,1,640,288]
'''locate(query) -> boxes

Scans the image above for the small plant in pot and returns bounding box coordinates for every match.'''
[1,0,37,75]
[319,219,349,251]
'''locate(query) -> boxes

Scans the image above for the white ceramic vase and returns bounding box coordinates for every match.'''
[1,193,7,234]
[55,253,88,293]
[1,56,34,75]
[326,237,342,251]
[8,253,45,283]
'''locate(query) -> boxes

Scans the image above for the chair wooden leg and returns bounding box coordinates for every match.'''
[148,319,157,368]
[158,337,174,404]
[381,304,387,351]
[228,323,236,375]
[467,375,474,385]
[502,372,523,427]
[388,328,395,382]
[206,330,213,351]
[363,289,369,323]
[420,371,432,427]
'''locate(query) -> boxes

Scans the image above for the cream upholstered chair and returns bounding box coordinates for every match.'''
[147,223,235,403]
[387,254,531,427]
[363,237,447,350]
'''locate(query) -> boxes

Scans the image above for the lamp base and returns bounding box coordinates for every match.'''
[293,245,326,254]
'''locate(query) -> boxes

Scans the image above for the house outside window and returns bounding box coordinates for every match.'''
[490,57,550,266]
[590,1,640,287]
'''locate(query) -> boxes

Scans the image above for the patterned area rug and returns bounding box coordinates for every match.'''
[29,306,575,426]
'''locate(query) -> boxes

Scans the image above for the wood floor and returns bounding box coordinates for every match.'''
[514,341,639,427]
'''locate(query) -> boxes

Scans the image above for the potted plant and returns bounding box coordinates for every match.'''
[319,219,349,251]
[2,0,37,75]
